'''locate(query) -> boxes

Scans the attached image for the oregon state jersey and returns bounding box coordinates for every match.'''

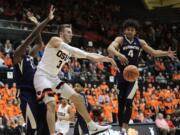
[37,46,71,76]
[13,55,36,91]
[57,104,70,125]
[116,35,142,81]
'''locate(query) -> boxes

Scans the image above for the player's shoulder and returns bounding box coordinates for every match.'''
[47,36,63,48]
[49,36,63,43]
[114,36,123,42]
[111,36,123,47]
[51,36,62,41]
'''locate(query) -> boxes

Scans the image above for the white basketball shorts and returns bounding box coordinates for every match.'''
[33,69,76,103]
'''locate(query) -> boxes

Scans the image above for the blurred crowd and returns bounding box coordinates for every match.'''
[0,83,25,135]
[0,80,180,134]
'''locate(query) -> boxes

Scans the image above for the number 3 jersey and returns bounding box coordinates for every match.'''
[37,45,71,76]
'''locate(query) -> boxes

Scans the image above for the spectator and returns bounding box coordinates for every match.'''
[155,72,167,87]
[0,117,5,135]
[155,113,175,135]
[4,40,13,55]
[14,116,26,135]
[3,54,12,68]
[0,57,7,69]
[143,115,154,123]
[103,101,113,123]
[155,58,166,72]
[136,112,145,123]
[146,72,155,84]
[166,115,176,133]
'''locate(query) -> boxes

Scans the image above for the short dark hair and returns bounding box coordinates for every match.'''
[122,19,140,31]
[75,79,85,88]
[58,24,72,33]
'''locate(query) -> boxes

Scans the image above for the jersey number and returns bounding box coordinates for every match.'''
[128,50,133,57]
[56,60,62,69]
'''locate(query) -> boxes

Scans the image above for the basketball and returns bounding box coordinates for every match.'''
[123,65,139,82]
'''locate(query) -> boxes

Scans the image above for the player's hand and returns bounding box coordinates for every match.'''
[100,57,120,72]
[108,57,120,72]
[118,54,128,65]
[27,11,39,25]
[167,47,177,59]
[48,5,55,20]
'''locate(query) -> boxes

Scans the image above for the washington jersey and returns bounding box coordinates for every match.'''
[116,35,142,71]
[13,55,36,91]
[115,35,142,82]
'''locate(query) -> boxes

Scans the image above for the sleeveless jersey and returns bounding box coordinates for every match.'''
[37,46,71,76]
[57,104,70,125]
[116,35,142,81]
[13,55,36,91]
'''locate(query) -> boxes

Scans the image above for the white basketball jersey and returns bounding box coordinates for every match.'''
[57,104,70,125]
[37,46,71,76]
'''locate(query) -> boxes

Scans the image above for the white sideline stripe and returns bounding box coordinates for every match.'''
[127,80,138,99]
[26,103,37,129]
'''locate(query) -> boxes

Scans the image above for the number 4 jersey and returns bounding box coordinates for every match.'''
[37,45,71,76]
[116,35,142,71]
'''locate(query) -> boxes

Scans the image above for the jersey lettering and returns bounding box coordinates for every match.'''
[56,50,69,69]
[56,60,62,69]
[56,50,68,61]
[58,112,65,116]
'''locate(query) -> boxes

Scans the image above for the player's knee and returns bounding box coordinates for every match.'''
[126,99,133,109]
[70,93,83,104]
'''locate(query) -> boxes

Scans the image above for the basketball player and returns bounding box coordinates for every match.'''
[33,24,117,135]
[55,98,74,135]
[74,80,90,135]
[13,6,55,135]
[107,19,176,134]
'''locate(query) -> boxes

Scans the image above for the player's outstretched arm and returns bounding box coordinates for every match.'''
[107,37,128,65]
[88,53,119,71]
[50,39,119,70]
[86,53,119,70]
[13,5,55,64]
[140,39,177,58]
[27,11,44,57]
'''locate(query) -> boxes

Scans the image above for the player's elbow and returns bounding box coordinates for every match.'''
[30,30,39,38]
[107,46,115,56]
[151,51,158,57]
[107,46,112,53]
[13,54,21,65]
